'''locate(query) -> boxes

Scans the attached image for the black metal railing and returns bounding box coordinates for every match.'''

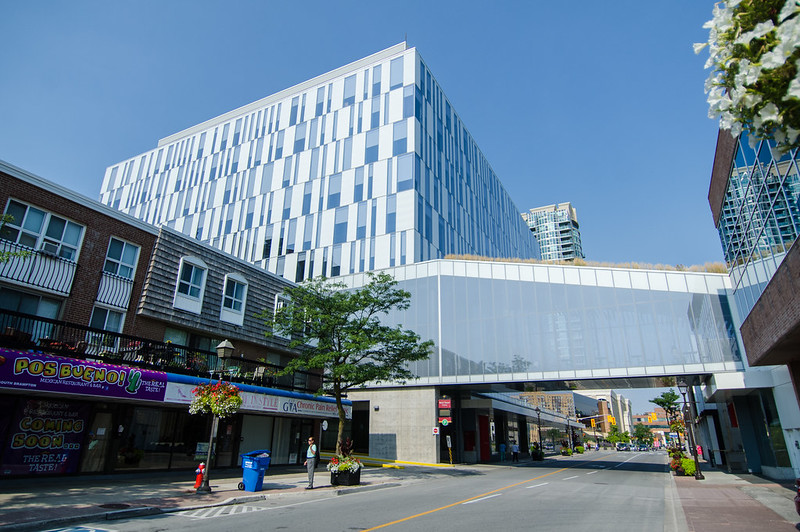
[0,309,321,394]
[0,240,77,295]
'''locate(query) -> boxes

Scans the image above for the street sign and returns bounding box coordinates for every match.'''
[439,417,452,426]
[446,435,452,448]
[438,399,452,409]
[432,427,440,435]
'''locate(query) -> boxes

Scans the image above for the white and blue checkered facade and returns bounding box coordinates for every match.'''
[99,44,539,281]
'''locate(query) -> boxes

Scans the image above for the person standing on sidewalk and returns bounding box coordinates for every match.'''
[304,436,318,489]
[511,441,519,462]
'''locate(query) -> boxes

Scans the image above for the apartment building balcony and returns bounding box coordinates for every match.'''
[0,308,321,394]
[0,240,76,296]
[96,271,134,309]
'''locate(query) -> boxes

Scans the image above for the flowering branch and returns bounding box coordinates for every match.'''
[189,381,242,419]
[695,0,800,149]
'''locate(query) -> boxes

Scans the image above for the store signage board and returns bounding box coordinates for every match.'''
[0,348,167,401]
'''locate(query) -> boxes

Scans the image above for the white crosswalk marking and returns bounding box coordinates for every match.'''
[175,505,268,519]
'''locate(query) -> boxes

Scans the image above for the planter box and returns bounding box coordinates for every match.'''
[330,469,361,486]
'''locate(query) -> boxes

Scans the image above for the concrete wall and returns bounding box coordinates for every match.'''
[348,386,438,463]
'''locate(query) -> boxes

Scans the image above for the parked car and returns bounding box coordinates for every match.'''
[615,443,630,451]
[638,445,649,452]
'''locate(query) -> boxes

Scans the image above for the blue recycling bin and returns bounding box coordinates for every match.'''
[239,450,271,492]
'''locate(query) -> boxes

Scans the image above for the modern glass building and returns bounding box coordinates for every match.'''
[99,43,539,282]
[339,259,743,385]
[714,135,799,317]
[708,132,800,479]
[340,258,743,463]
[522,203,584,261]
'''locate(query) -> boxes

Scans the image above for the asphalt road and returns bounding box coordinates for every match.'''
[60,450,675,532]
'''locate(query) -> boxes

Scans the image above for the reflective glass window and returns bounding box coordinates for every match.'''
[390,57,403,90]
[294,122,306,153]
[315,87,324,117]
[334,206,348,244]
[372,65,381,96]
[397,153,413,191]
[343,75,356,107]
[393,121,407,156]
[365,130,379,163]
[328,173,342,208]
[386,195,396,233]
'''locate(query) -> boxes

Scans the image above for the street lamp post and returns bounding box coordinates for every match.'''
[534,407,542,449]
[196,340,235,494]
[566,419,572,450]
[677,377,705,481]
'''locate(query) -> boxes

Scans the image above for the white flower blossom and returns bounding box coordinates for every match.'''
[788,77,800,99]
[761,39,796,69]
[758,102,780,124]
[698,0,800,150]
[779,1,800,23]
[735,20,774,45]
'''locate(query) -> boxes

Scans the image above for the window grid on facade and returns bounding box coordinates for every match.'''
[99,44,539,283]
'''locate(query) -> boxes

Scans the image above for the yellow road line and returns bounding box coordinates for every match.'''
[363,455,607,531]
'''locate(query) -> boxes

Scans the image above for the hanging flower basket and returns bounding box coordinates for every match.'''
[189,381,242,418]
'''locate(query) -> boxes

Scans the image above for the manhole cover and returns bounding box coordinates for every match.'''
[98,503,131,509]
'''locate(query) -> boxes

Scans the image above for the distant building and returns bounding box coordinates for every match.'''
[522,203,584,261]
[578,390,632,434]
[517,391,576,418]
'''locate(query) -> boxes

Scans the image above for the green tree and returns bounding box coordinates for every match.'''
[545,428,561,447]
[264,272,433,454]
[651,389,683,446]
[606,425,623,445]
[632,423,654,446]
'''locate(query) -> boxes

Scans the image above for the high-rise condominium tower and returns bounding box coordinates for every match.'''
[100,43,539,281]
[522,203,584,261]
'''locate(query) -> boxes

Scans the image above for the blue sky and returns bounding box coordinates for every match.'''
[1,1,722,267]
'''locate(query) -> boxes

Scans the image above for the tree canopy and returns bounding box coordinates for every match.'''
[606,425,631,445]
[651,389,683,446]
[650,390,681,423]
[264,272,433,454]
[632,423,654,446]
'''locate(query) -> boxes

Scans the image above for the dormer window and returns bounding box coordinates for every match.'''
[220,273,247,325]
[173,256,207,314]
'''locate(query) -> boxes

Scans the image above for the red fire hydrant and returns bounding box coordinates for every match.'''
[194,462,205,489]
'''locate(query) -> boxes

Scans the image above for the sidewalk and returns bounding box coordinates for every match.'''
[0,464,414,532]
[0,458,797,532]
[671,467,798,531]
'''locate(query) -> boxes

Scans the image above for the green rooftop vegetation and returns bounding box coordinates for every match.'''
[444,254,728,274]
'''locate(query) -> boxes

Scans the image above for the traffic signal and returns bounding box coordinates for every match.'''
[590,418,596,427]
[609,415,616,425]
[649,412,657,422]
